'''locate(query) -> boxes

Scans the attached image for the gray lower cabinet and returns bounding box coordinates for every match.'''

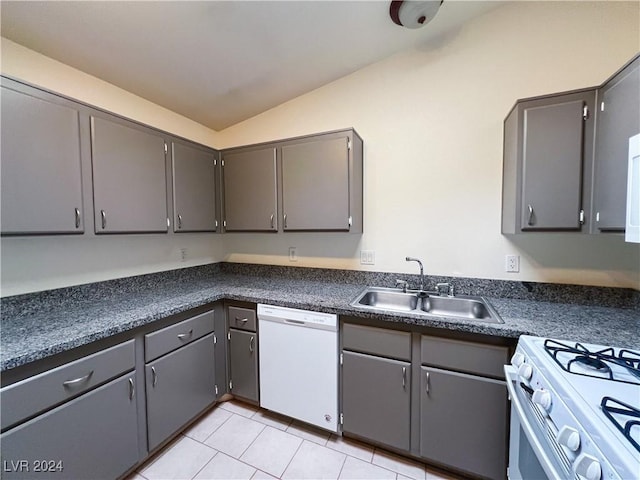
[592,54,640,232]
[342,350,411,451]
[0,83,84,235]
[229,329,259,402]
[145,333,216,451]
[91,116,168,234]
[502,89,596,233]
[420,367,508,480]
[1,373,139,480]
[222,147,278,231]
[172,141,219,232]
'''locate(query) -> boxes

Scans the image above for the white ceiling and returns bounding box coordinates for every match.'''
[1,1,501,131]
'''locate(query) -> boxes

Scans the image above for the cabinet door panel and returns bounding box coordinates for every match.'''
[91,116,168,233]
[521,100,584,230]
[0,373,138,480]
[223,148,277,231]
[420,367,507,480]
[342,351,410,451]
[172,142,217,232]
[593,57,640,231]
[146,334,216,451]
[1,87,83,234]
[229,329,258,402]
[282,137,350,230]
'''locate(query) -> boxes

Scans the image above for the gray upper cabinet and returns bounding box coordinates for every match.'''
[592,55,640,232]
[172,142,218,232]
[91,116,168,234]
[0,85,84,235]
[282,136,351,231]
[222,147,278,232]
[502,90,595,233]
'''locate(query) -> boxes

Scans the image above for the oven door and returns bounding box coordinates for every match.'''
[504,366,567,480]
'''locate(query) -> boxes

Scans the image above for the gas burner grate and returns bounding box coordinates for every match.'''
[601,396,640,453]
[543,339,640,385]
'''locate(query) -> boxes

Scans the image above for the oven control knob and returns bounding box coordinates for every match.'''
[558,426,580,451]
[574,453,601,480]
[511,352,525,367]
[518,363,533,381]
[532,389,552,411]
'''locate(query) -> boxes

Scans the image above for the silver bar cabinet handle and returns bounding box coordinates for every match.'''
[270,214,274,229]
[128,378,135,400]
[63,371,93,388]
[177,329,193,341]
[283,214,288,228]
[236,317,248,323]
[402,367,407,389]
[249,336,255,353]
[100,210,106,229]
[527,204,534,226]
[151,366,158,387]
[75,208,81,228]
[177,214,183,229]
[425,372,430,394]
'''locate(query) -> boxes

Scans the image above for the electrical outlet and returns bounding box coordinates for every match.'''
[289,246,298,262]
[505,254,520,273]
[180,248,188,262]
[360,250,375,265]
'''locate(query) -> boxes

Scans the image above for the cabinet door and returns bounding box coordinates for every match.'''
[222,148,277,231]
[420,367,507,480]
[172,142,217,232]
[0,373,138,480]
[229,329,259,402]
[521,99,585,230]
[0,86,83,235]
[593,56,640,231]
[342,351,410,451]
[91,116,168,233]
[146,333,216,451]
[282,137,350,231]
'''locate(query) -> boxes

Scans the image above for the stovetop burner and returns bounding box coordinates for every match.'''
[601,396,640,453]
[544,339,640,385]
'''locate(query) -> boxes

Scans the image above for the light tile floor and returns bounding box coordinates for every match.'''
[132,400,462,480]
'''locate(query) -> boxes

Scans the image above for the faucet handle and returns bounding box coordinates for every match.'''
[395,279,409,293]
[436,282,454,297]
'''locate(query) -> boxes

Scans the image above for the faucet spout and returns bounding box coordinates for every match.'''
[405,257,425,291]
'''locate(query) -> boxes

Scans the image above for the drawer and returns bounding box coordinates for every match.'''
[1,339,135,431]
[228,306,256,332]
[342,323,411,361]
[145,310,214,362]
[421,335,508,379]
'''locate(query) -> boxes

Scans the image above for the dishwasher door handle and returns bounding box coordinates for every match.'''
[284,319,305,326]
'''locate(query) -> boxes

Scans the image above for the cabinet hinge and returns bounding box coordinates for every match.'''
[600,101,605,112]
[340,353,343,366]
[347,140,352,151]
[215,384,219,395]
[229,380,233,390]
[164,143,168,154]
[582,106,589,120]
[227,332,231,341]
[579,209,585,225]
[340,413,344,425]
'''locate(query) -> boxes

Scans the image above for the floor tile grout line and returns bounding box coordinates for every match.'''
[334,453,349,480]
[278,436,307,479]
[198,408,235,444]
[189,449,219,480]
[235,420,268,461]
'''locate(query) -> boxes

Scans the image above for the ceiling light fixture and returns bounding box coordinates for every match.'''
[389,0,444,29]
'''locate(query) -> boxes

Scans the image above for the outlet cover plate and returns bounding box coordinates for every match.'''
[505,254,520,273]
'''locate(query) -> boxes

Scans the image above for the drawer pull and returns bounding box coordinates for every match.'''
[152,366,158,387]
[177,329,193,341]
[177,214,183,229]
[128,378,135,400]
[402,367,407,390]
[63,371,94,388]
[270,214,274,229]
[284,214,288,229]
[236,318,249,323]
[249,336,255,353]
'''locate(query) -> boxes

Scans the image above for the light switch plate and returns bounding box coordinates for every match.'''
[289,246,298,262]
[360,250,375,265]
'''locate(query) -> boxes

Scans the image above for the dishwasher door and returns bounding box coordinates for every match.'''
[257,304,338,432]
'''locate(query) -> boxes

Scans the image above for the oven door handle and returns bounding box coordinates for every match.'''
[504,365,566,480]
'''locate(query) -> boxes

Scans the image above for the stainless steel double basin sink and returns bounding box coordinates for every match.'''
[350,287,503,324]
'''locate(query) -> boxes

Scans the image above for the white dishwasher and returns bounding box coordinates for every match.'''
[257,304,338,432]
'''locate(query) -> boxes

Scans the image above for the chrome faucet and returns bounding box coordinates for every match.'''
[405,257,425,292]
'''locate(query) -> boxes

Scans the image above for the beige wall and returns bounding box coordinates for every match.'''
[0,39,224,296]
[217,1,640,289]
[2,2,640,296]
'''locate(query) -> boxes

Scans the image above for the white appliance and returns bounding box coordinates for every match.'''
[626,133,640,242]
[257,304,338,432]
[505,335,640,480]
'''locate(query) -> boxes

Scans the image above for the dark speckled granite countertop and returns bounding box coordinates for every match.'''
[1,263,639,372]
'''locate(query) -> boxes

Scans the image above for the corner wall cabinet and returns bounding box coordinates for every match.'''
[0,84,84,235]
[502,89,596,233]
[592,55,640,232]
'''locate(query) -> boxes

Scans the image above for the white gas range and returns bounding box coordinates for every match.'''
[504,335,640,480]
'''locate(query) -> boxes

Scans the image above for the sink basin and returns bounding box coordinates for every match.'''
[351,287,503,323]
